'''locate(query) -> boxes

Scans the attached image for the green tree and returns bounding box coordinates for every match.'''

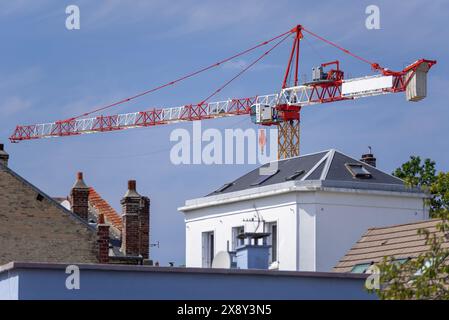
[393,156,436,188]
[371,158,449,299]
[430,172,449,218]
[373,219,449,300]
[393,156,449,217]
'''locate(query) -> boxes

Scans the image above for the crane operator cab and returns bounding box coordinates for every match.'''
[250,104,278,125]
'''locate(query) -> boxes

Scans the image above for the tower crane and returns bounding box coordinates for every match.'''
[9,25,436,159]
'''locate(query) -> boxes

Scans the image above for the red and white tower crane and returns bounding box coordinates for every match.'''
[9,25,436,159]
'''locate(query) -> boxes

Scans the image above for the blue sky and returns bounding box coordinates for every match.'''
[1,0,448,265]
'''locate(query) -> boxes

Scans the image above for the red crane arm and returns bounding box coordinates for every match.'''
[9,24,436,143]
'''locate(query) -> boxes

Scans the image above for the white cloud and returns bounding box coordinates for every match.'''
[0,0,52,17]
[0,67,42,91]
[0,96,32,116]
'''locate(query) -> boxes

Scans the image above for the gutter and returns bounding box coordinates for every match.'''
[179,180,427,212]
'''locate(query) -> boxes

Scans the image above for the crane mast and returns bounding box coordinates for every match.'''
[9,25,436,160]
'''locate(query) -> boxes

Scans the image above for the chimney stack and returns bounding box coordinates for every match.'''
[121,180,141,256]
[235,232,271,270]
[0,144,9,167]
[97,213,110,264]
[70,172,89,221]
[360,147,376,167]
[139,196,150,260]
[120,180,150,258]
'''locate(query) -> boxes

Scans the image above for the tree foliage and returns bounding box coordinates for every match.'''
[374,219,449,300]
[393,156,436,188]
[393,156,448,217]
[430,172,449,218]
[372,157,449,299]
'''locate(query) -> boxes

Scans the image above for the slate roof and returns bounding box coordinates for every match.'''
[208,149,406,196]
[334,219,448,273]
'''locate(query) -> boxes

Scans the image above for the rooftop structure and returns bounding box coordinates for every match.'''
[180,149,429,272]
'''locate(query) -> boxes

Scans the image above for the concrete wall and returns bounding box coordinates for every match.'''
[185,193,298,270]
[314,190,427,271]
[0,262,375,300]
[184,188,427,272]
[0,270,18,300]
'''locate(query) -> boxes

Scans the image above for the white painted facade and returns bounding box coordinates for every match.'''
[180,180,428,272]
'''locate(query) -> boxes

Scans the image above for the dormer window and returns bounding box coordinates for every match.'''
[345,163,372,179]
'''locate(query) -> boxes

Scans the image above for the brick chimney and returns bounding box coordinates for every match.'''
[139,196,150,260]
[0,144,9,167]
[360,153,377,167]
[121,180,141,256]
[120,180,150,258]
[97,213,110,263]
[70,172,89,221]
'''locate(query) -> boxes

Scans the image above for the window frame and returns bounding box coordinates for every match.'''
[201,231,215,268]
[250,169,279,186]
[231,226,245,251]
[345,163,372,179]
[350,262,372,273]
[265,221,278,263]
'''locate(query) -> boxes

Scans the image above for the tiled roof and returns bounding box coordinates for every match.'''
[334,219,448,273]
[88,187,122,231]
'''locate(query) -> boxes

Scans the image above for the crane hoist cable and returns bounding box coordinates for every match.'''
[301,26,380,70]
[68,28,295,122]
[198,32,291,105]
[64,25,387,123]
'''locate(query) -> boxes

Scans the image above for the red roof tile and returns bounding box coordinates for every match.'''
[88,187,122,231]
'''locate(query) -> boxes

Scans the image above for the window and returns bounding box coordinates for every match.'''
[250,169,279,186]
[351,259,407,274]
[394,258,409,265]
[232,226,245,250]
[345,163,372,179]
[285,169,305,181]
[202,231,214,268]
[350,263,372,273]
[214,182,234,193]
[265,222,278,263]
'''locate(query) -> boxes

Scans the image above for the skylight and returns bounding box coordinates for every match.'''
[350,263,372,273]
[250,169,279,186]
[214,183,234,193]
[285,169,305,181]
[345,163,372,179]
[394,258,409,265]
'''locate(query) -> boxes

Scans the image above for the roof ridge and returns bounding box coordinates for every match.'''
[346,239,433,255]
[300,151,330,181]
[338,245,438,263]
[366,218,441,232]
[266,149,332,164]
[356,231,438,246]
[320,149,336,180]
[0,162,96,232]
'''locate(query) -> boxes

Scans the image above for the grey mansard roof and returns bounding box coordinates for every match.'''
[207,149,411,196]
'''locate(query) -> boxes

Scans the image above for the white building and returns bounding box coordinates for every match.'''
[179,150,428,272]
